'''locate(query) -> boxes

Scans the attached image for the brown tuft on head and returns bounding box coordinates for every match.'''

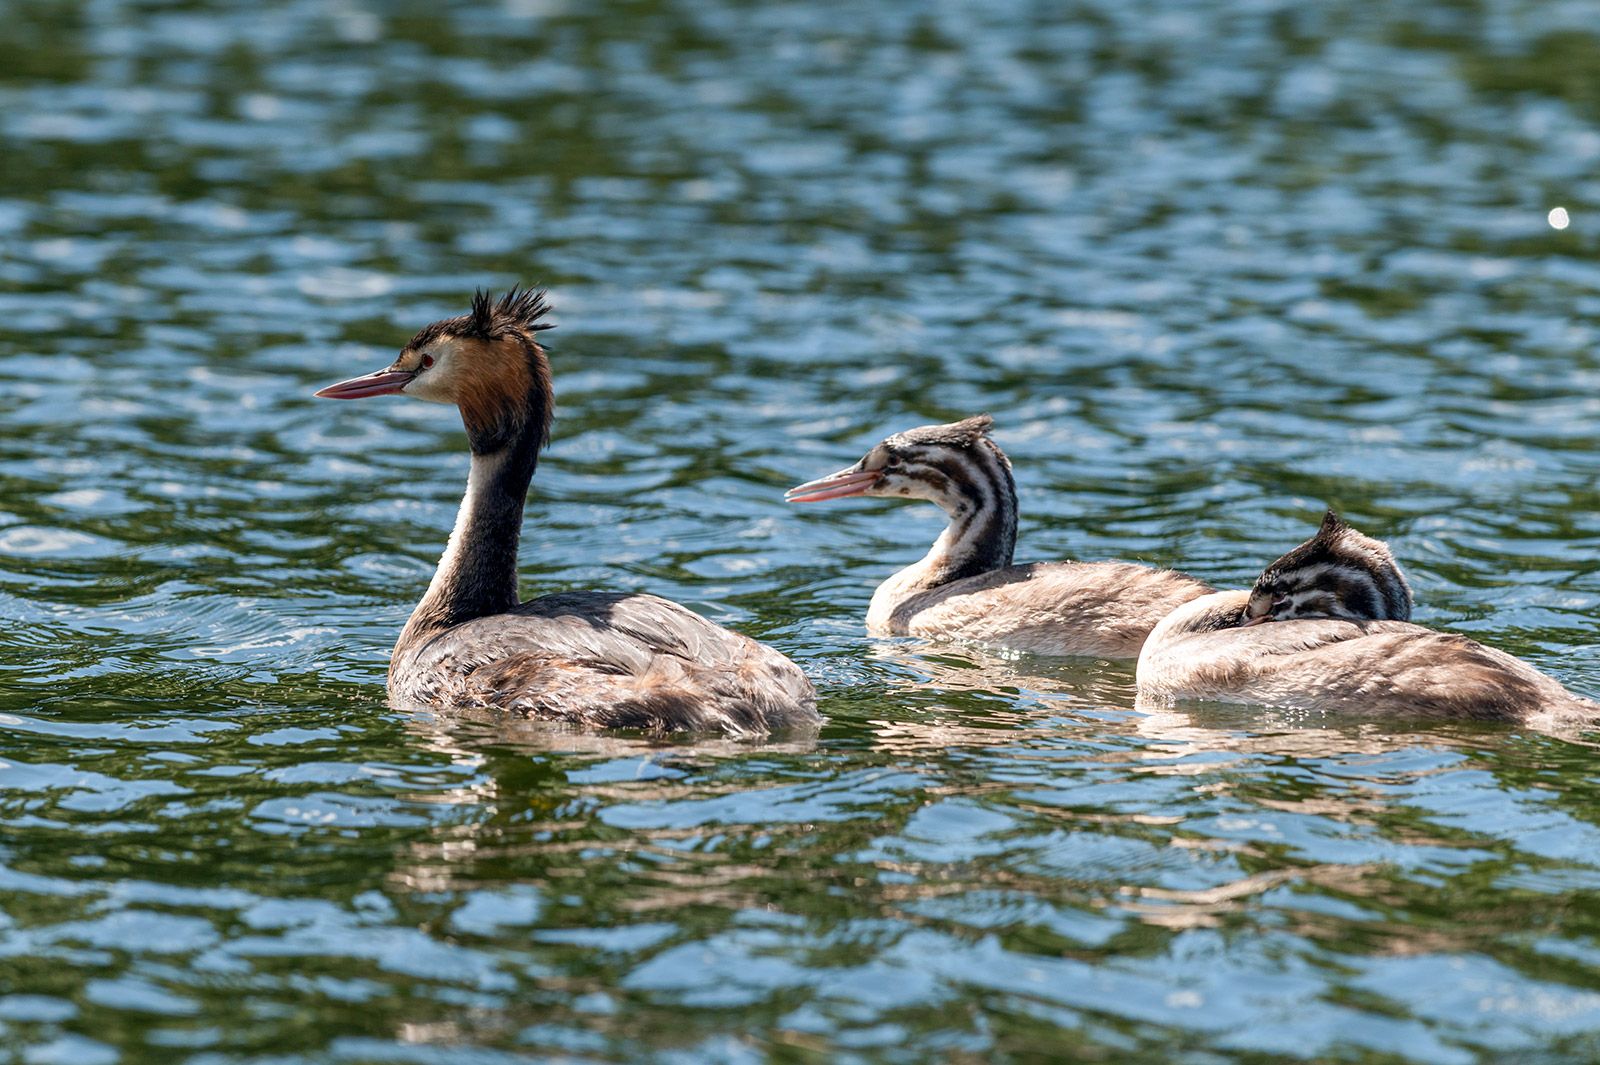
[1314,508,1347,542]
[890,414,995,450]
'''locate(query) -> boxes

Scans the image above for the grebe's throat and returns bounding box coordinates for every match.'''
[396,409,544,653]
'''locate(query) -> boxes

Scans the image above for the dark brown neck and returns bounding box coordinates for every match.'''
[395,417,541,653]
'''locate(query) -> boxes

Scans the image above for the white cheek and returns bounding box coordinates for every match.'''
[403,375,452,404]
[404,358,460,405]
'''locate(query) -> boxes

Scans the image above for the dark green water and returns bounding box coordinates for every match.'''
[5,0,1600,1061]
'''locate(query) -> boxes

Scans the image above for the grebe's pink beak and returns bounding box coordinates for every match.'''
[785,466,881,503]
[314,368,415,400]
[1238,614,1273,628]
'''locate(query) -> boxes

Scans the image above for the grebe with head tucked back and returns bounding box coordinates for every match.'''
[786,416,1211,658]
[1137,511,1598,724]
[316,289,817,735]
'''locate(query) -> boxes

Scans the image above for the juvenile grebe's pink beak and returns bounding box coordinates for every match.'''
[785,466,881,503]
[1238,614,1272,628]
[314,369,415,400]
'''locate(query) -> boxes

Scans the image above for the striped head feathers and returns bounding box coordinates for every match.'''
[1246,510,1413,624]
[785,414,1021,586]
[787,415,1012,508]
[868,415,1012,508]
[317,287,555,455]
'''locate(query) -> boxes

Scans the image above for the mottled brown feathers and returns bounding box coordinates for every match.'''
[884,560,1212,658]
[391,591,819,735]
[451,651,799,732]
[890,414,995,449]
[1137,590,1599,724]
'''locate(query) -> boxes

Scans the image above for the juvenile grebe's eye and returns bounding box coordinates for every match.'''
[421,354,435,369]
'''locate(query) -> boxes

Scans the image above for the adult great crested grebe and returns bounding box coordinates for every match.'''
[785,415,1211,657]
[315,288,817,734]
[1137,511,1599,724]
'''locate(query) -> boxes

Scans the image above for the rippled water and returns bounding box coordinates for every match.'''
[5,0,1600,1060]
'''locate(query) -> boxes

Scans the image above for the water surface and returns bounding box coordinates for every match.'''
[4,0,1600,1060]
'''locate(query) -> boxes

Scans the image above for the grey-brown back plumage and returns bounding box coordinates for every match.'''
[1139,590,1598,725]
[884,560,1212,659]
[393,592,817,734]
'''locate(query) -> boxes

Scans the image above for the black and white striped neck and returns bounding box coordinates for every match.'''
[867,437,1019,627]
[918,436,1018,584]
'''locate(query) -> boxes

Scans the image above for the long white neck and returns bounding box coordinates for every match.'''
[866,442,1018,631]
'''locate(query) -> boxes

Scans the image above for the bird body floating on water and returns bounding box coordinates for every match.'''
[316,289,817,735]
[1137,511,1599,725]
[787,416,1211,658]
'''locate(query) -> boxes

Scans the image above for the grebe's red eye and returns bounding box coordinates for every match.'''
[421,355,434,369]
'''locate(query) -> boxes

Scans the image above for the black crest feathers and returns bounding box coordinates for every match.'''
[1263,509,1353,581]
[465,286,554,339]
[469,289,495,335]
[406,286,556,354]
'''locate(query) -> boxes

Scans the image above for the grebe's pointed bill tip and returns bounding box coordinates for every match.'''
[314,369,415,400]
[784,467,880,504]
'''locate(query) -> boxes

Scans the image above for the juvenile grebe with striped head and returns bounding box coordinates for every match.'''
[1138,512,1598,724]
[786,415,1211,658]
[316,289,817,734]
[1243,510,1412,624]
